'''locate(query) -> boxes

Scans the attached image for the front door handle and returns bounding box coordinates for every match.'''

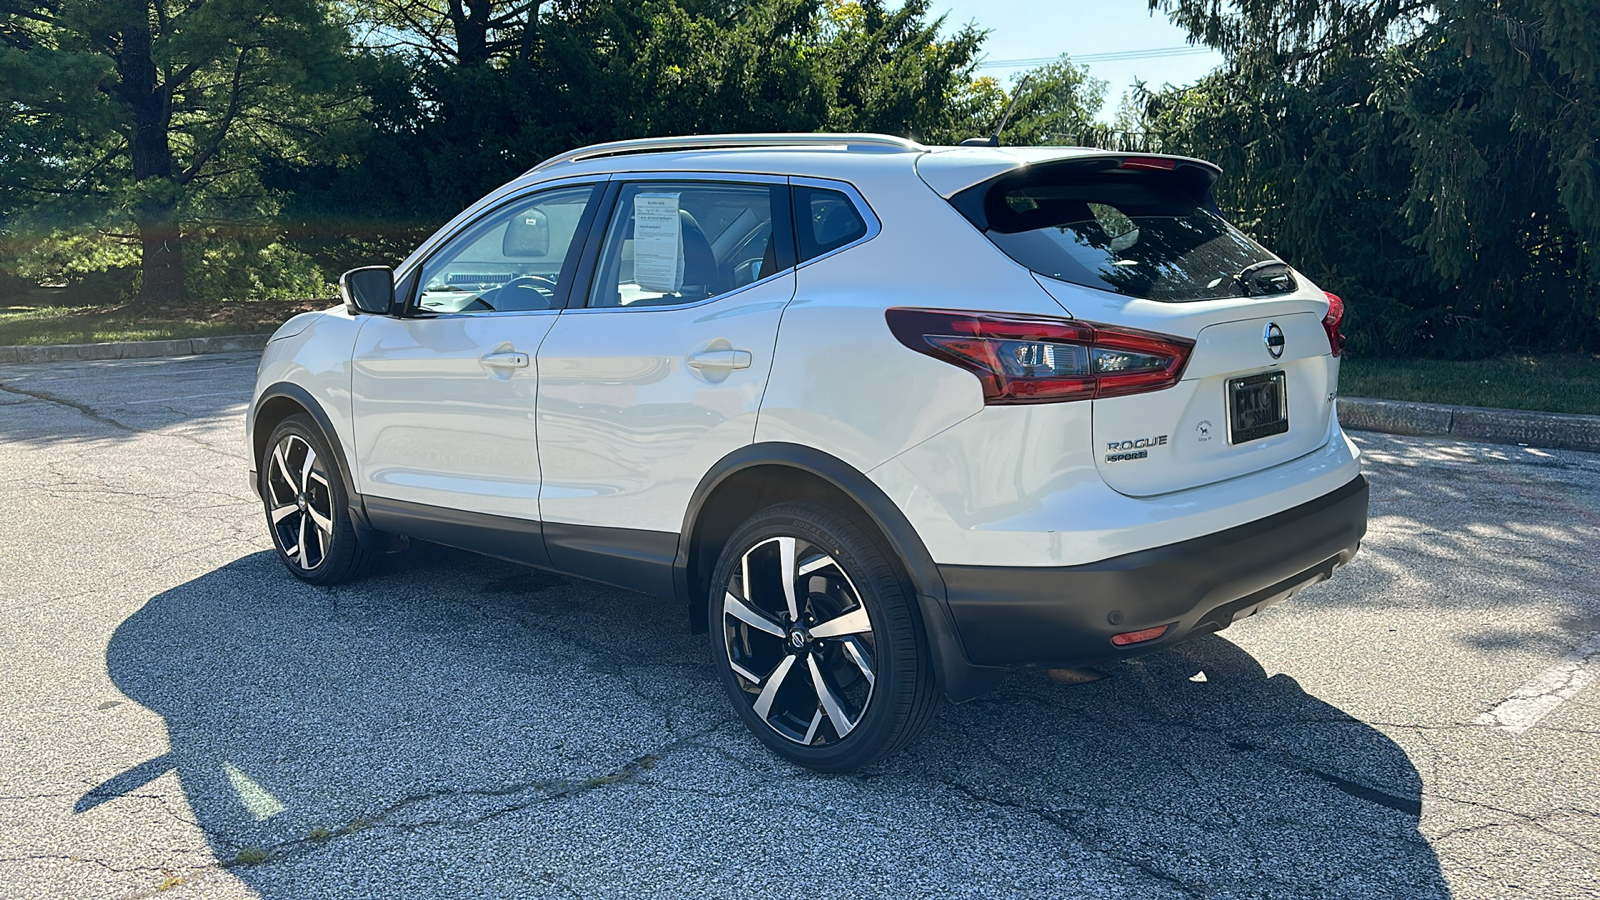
[480,350,530,369]
[686,349,752,371]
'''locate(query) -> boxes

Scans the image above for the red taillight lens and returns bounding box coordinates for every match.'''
[1111,624,1172,646]
[1322,291,1346,357]
[1119,156,1178,171]
[885,308,1194,405]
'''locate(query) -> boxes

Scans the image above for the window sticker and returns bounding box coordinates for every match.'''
[632,193,684,293]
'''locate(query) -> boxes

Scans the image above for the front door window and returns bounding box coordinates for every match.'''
[416,184,597,313]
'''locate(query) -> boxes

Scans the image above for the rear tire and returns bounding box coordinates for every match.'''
[260,414,379,585]
[710,501,939,772]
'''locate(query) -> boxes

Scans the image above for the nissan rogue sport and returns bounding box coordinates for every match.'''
[247,133,1368,772]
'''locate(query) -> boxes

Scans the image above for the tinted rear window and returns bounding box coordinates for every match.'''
[963,167,1291,302]
[795,186,868,262]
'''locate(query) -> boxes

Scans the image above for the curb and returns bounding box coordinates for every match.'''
[0,333,270,365]
[1339,397,1600,454]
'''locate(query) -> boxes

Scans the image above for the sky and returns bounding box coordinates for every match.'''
[931,1,1226,123]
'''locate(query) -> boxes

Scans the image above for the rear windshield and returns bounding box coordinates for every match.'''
[958,165,1291,302]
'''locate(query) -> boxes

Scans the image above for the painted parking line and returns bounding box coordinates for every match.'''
[1476,633,1600,734]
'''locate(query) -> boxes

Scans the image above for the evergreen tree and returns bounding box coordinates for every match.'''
[285,0,988,240]
[1140,0,1599,357]
[0,0,359,301]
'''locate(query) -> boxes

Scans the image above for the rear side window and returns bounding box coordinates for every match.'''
[795,186,868,262]
[959,164,1293,302]
[585,181,789,309]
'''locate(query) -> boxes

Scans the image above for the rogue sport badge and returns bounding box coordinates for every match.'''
[1264,322,1285,359]
[1106,434,1167,462]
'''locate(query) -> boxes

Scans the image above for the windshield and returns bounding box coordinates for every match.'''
[967,170,1292,302]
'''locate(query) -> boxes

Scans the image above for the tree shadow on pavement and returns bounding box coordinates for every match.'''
[89,544,1450,899]
[1316,435,1600,621]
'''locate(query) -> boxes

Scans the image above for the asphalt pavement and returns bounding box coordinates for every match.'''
[1,352,1597,900]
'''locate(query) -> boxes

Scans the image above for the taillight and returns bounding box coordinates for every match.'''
[1322,291,1346,357]
[885,308,1194,405]
[1111,624,1172,646]
[1119,156,1178,171]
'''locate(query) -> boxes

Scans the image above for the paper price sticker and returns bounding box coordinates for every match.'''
[632,193,683,293]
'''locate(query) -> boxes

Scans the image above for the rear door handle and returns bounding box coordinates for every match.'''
[480,350,529,369]
[686,349,752,371]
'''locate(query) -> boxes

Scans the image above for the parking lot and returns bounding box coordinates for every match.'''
[2,351,1597,899]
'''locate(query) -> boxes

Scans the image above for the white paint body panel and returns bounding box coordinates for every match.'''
[755,154,1065,472]
[1093,312,1336,497]
[536,272,796,532]
[249,309,362,472]
[869,406,1361,567]
[349,311,561,518]
[1029,274,1343,496]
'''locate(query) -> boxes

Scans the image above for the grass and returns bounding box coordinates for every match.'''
[0,286,326,346]
[1340,353,1600,416]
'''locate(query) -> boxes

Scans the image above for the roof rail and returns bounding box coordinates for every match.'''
[525,133,925,174]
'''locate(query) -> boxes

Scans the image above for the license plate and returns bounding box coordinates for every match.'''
[1228,371,1288,444]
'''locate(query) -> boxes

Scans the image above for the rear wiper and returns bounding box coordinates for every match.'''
[1234,260,1297,297]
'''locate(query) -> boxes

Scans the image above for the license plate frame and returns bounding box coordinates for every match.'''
[1227,370,1289,444]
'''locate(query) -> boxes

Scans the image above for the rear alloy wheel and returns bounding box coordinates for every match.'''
[261,414,378,585]
[711,501,938,772]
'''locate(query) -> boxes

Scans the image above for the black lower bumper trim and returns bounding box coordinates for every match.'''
[939,475,1369,670]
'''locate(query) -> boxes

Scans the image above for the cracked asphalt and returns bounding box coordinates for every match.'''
[2,351,1598,899]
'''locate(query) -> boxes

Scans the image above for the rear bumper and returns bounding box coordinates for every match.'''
[938,474,1368,672]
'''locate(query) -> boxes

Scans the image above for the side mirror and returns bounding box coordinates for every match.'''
[340,266,395,315]
[503,209,550,258]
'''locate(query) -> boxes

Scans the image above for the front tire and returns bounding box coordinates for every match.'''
[261,414,379,585]
[710,501,938,772]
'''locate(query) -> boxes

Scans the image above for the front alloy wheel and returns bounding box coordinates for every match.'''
[265,432,335,572]
[260,414,379,585]
[712,502,938,772]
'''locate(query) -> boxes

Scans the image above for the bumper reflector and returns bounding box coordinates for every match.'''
[1110,624,1172,647]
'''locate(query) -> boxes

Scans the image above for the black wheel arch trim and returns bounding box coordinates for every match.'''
[675,442,1002,701]
[251,381,377,539]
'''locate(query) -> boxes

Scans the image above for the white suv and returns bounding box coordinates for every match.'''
[248,133,1368,771]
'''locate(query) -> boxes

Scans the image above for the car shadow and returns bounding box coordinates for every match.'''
[900,640,1450,898]
[91,543,1450,898]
